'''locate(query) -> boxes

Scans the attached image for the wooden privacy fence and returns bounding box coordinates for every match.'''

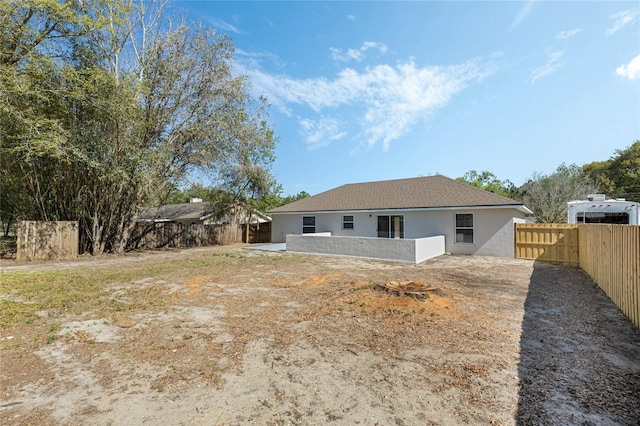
[515,223,640,328]
[579,224,640,328]
[15,221,270,259]
[17,221,79,261]
[514,223,579,267]
[127,222,243,250]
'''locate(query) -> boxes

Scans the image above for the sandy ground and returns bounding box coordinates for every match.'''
[1,246,639,425]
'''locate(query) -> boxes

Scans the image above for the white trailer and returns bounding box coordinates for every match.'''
[567,194,639,225]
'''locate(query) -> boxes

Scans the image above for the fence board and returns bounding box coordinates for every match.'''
[16,221,79,261]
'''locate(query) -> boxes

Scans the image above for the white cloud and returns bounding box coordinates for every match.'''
[298,117,347,150]
[347,14,356,21]
[616,54,640,80]
[245,58,494,150]
[555,28,582,40]
[204,17,244,35]
[235,49,284,69]
[509,0,536,32]
[530,50,564,84]
[330,42,388,63]
[606,10,638,36]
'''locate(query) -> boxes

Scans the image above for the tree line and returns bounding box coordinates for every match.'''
[175,139,639,225]
[1,0,276,253]
[164,181,310,215]
[456,140,640,223]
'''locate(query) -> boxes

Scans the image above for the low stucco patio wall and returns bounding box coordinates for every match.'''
[285,234,445,264]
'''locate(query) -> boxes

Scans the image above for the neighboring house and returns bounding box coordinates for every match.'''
[268,175,531,259]
[138,200,271,225]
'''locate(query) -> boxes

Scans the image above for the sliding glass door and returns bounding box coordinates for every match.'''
[377,215,404,238]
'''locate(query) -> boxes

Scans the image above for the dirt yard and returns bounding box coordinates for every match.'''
[1,245,639,425]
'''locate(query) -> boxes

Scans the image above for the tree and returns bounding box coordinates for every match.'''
[582,160,615,194]
[166,183,225,205]
[0,0,91,66]
[521,164,600,223]
[0,160,29,236]
[243,175,311,213]
[166,178,309,217]
[0,1,95,227]
[583,141,640,201]
[0,1,277,254]
[280,191,311,206]
[456,170,520,199]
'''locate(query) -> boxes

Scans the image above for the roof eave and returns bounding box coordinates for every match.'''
[270,204,531,215]
[519,205,534,215]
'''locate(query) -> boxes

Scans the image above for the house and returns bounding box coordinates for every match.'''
[268,175,531,261]
[138,199,271,225]
[133,200,272,248]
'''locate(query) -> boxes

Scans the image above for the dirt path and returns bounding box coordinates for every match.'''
[1,247,639,425]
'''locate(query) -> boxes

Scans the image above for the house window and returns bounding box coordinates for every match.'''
[377,215,404,238]
[455,213,474,243]
[302,216,315,234]
[343,215,354,229]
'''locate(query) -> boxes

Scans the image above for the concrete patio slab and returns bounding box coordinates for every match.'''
[244,243,286,252]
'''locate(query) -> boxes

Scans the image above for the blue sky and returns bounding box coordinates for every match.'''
[177,1,640,196]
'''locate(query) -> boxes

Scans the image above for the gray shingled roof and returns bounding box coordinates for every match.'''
[139,202,273,223]
[268,175,527,213]
[138,202,216,222]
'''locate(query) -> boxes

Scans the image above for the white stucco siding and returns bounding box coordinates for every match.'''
[271,212,376,242]
[271,214,299,243]
[315,212,375,237]
[401,210,449,239]
[466,210,525,257]
[396,209,525,257]
[271,208,525,257]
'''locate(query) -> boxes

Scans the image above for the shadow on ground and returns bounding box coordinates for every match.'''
[517,261,640,425]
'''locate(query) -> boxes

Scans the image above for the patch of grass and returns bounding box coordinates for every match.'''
[0,250,272,330]
[0,299,41,328]
[98,286,165,316]
[210,252,247,260]
[2,270,103,299]
[0,255,227,329]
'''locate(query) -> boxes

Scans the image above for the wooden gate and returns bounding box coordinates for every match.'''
[514,223,579,266]
[242,222,271,243]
